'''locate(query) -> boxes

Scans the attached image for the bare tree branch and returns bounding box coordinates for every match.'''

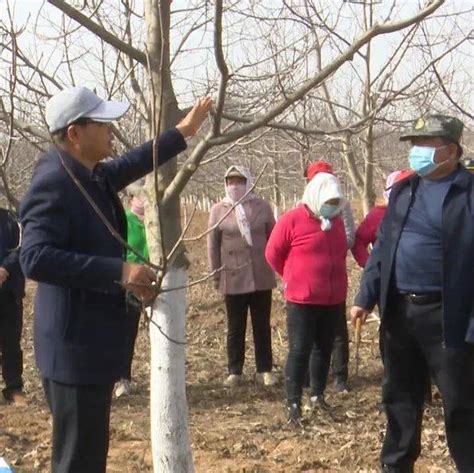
[47,0,147,65]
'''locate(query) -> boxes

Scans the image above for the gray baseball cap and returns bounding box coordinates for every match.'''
[45,86,130,133]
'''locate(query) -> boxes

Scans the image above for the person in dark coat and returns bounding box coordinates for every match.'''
[0,207,26,405]
[351,115,474,473]
[20,86,211,473]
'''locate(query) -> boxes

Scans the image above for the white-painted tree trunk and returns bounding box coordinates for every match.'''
[149,267,194,473]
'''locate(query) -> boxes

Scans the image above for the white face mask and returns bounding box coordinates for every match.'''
[226,183,246,202]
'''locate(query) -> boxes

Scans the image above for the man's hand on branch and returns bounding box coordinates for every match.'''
[121,262,158,301]
[176,97,213,138]
[0,267,9,288]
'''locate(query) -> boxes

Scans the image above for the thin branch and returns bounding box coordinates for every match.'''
[46,0,147,65]
[159,265,224,293]
[212,0,229,136]
[200,129,270,165]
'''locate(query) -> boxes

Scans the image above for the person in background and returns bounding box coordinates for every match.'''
[207,165,277,388]
[114,184,149,398]
[305,160,354,393]
[266,172,348,422]
[0,207,26,405]
[305,161,355,248]
[351,115,474,473]
[352,170,412,268]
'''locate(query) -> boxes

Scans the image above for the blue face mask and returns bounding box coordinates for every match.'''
[319,203,339,219]
[408,145,449,177]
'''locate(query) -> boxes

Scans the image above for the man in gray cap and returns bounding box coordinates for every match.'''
[20,86,212,472]
[351,115,474,472]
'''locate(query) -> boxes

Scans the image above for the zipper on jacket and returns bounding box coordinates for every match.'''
[439,183,452,349]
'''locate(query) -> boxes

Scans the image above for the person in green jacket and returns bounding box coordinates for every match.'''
[115,186,149,398]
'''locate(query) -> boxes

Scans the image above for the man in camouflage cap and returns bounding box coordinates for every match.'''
[400,114,463,142]
[401,113,464,153]
[352,114,474,472]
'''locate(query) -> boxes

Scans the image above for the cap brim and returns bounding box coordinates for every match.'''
[399,131,460,142]
[399,131,437,141]
[226,172,246,178]
[84,100,130,122]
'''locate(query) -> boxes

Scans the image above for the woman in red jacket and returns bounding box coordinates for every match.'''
[265,172,348,422]
[352,170,411,267]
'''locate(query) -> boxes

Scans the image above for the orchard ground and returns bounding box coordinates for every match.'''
[0,211,453,472]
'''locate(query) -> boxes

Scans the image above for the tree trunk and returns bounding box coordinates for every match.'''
[341,133,365,208]
[362,125,376,215]
[143,1,194,471]
[149,267,193,473]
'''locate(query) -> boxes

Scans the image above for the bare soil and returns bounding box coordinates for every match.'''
[0,211,454,472]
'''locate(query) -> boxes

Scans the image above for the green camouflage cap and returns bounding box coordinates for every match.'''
[400,114,464,144]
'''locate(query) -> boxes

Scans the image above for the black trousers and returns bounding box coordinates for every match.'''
[224,290,273,374]
[42,378,114,473]
[286,302,342,404]
[0,289,23,397]
[309,302,349,389]
[123,292,142,380]
[381,295,474,473]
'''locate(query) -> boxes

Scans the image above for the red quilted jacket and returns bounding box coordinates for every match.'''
[265,205,348,305]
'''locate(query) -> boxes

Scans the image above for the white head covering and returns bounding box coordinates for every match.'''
[223,165,255,246]
[223,166,254,197]
[302,172,344,231]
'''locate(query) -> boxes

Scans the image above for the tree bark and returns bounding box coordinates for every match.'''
[149,267,194,473]
[143,1,193,471]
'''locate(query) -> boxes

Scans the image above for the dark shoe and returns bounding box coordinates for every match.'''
[287,403,302,424]
[4,388,27,406]
[310,394,331,410]
[334,378,350,393]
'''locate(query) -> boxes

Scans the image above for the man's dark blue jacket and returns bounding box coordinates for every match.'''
[19,129,186,384]
[0,208,25,300]
[355,166,474,348]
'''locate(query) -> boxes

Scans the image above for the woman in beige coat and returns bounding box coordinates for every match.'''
[207,166,277,387]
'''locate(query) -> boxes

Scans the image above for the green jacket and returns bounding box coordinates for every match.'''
[126,209,149,263]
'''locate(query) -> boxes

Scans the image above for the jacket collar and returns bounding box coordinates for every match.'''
[450,165,472,190]
[398,164,471,194]
[47,145,104,182]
